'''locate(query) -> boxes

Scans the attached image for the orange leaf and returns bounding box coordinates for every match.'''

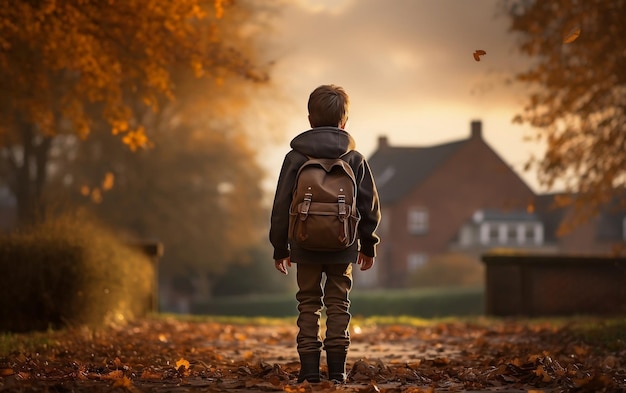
[140,370,162,380]
[175,358,190,371]
[112,376,133,388]
[534,365,551,382]
[473,50,486,61]
[104,370,124,380]
[563,26,581,43]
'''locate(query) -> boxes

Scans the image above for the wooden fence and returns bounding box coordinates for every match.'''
[481,254,626,317]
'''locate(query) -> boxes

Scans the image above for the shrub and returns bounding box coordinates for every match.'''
[0,213,155,332]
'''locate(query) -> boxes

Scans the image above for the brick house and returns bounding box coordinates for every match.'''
[358,120,626,288]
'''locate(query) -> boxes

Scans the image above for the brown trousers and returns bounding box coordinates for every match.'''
[295,263,353,354]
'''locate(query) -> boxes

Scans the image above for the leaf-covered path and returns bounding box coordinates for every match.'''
[1,316,625,392]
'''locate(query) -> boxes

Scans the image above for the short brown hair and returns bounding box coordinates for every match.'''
[307,85,349,128]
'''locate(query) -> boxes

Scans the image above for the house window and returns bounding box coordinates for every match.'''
[488,224,499,243]
[407,207,428,235]
[507,226,518,244]
[407,253,427,272]
[524,225,535,243]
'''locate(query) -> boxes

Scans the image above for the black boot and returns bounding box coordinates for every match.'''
[297,352,321,383]
[327,351,347,383]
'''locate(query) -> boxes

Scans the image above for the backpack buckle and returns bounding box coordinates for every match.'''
[338,194,346,219]
[300,193,312,216]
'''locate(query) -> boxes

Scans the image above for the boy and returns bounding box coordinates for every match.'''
[269,84,381,383]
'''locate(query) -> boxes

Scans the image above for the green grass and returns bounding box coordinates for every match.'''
[566,317,626,352]
[0,330,59,356]
[192,286,485,318]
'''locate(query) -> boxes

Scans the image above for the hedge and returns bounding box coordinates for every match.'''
[0,215,155,332]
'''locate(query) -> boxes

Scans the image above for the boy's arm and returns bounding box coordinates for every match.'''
[269,153,298,260]
[356,159,381,258]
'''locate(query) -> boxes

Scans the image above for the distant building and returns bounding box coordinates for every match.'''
[359,120,626,288]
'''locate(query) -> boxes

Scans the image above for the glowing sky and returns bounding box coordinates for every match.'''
[263,0,546,192]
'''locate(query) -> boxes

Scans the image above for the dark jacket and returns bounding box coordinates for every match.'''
[269,127,381,264]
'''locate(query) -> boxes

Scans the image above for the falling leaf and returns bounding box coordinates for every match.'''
[101,172,115,191]
[473,50,486,61]
[563,26,581,43]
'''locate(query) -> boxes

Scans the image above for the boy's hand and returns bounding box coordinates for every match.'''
[357,253,375,271]
[275,258,291,275]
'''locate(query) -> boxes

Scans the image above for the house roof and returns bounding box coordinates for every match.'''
[368,139,466,203]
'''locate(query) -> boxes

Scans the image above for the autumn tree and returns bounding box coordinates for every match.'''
[0,0,270,225]
[48,69,270,284]
[500,0,626,225]
[37,2,284,297]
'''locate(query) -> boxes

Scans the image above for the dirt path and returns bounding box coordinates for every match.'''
[1,317,624,392]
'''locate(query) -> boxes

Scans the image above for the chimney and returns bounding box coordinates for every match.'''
[470,120,482,139]
[378,135,389,149]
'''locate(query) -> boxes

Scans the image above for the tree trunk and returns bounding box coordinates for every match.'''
[12,121,52,227]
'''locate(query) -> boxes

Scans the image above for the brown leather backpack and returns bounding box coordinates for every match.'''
[289,154,360,251]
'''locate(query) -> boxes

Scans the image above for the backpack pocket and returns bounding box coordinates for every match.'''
[289,201,360,252]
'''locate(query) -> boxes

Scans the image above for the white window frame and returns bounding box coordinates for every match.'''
[407,207,429,235]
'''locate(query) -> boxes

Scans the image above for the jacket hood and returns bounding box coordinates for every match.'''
[290,127,356,158]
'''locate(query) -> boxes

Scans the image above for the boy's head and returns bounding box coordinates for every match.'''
[307,84,350,129]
